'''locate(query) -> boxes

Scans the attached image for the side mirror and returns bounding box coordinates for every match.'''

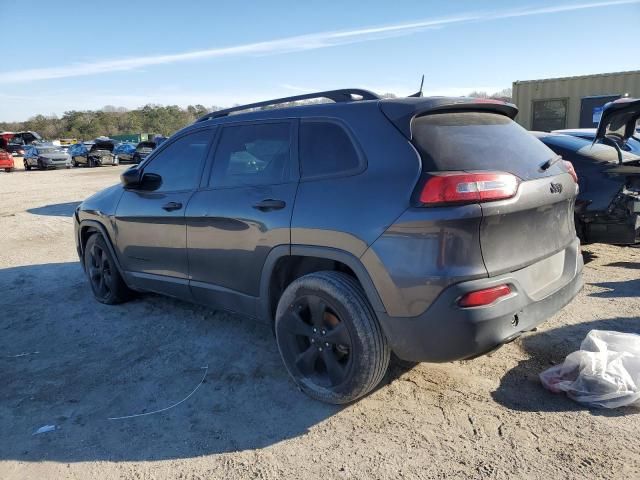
[140,173,162,190]
[120,167,141,188]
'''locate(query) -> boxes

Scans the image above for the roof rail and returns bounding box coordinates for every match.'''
[196,88,380,123]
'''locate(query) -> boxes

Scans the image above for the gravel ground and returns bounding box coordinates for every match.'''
[1,162,639,480]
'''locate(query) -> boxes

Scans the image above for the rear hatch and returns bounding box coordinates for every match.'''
[594,97,640,145]
[411,111,577,276]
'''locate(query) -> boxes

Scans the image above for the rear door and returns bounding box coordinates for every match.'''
[412,111,577,276]
[114,128,213,298]
[186,120,297,315]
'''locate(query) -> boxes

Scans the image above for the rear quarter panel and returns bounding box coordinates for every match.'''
[291,103,421,256]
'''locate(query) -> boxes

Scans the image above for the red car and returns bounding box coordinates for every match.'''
[0,139,15,172]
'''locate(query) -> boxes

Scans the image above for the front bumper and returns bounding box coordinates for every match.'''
[377,239,584,362]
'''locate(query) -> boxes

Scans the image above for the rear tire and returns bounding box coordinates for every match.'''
[275,271,390,404]
[84,234,133,305]
[4,168,11,173]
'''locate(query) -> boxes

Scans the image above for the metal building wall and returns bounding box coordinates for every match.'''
[512,70,640,130]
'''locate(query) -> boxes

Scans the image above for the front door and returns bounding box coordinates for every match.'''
[114,128,214,299]
[186,121,297,315]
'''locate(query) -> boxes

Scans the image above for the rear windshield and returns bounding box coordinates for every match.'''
[412,112,563,180]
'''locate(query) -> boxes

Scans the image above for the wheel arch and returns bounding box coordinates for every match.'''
[78,220,124,276]
[258,245,386,324]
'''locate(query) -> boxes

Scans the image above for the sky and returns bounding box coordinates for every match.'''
[0,0,638,121]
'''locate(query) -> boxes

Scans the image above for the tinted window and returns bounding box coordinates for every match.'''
[412,112,562,180]
[209,123,290,188]
[143,129,211,192]
[300,121,360,178]
[532,99,567,131]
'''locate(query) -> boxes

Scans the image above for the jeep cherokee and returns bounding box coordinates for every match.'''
[74,89,583,404]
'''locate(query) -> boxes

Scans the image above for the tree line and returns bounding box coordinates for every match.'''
[0,104,216,140]
[0,88,511,141]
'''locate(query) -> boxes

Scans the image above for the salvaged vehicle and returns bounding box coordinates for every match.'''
[75,89,583,404]
[70,139,117,167]
[0,139,15,172]
[23,144,71,170]
[6,142,26,156]
[552,128,640,155]
[11,131,42,145]
[535,98,640,245]
[115,140,156,164]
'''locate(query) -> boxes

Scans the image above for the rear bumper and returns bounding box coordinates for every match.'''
[377,239,584,362]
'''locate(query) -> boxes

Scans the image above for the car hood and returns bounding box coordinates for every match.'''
[594,97,640,144]
[40,152,69,160]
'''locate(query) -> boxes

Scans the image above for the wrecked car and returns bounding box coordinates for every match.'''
[70,139,117,167]
[534,98,640,245]
[552,128,640,155]
[115,140,156,164]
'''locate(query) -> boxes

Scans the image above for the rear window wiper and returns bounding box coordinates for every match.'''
[540,154,562,171]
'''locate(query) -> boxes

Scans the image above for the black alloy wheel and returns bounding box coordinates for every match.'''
[278,294,353,388]
[275,271,390,404]
[86,241,113,301]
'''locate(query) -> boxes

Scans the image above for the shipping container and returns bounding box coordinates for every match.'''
[512,70,640,131]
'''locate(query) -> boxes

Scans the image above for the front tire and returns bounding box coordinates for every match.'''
[84,234,133,305]
[24,160,31,171]
[275,271,390,404]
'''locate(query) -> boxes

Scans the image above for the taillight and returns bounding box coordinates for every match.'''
[563,160,578,183]
[458,285,512,308]
[419,172,519,205]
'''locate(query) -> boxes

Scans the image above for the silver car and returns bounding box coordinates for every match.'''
[23,144,72,170]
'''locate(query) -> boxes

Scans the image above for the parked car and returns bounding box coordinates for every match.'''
[11,131,42,145]
[534,97,640,245]
[552,128,640,155]
[6,142,26,157]
[0,139,15,172]
[74,89,583,404]
[115,140,156,164]
[70,139,117,167]
[23,144,71,170]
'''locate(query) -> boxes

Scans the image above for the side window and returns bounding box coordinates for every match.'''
[299,121,361,178]
[143,129,211,192]
[209,123,291,188]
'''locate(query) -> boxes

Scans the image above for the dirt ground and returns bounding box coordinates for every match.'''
[1,161,639,480]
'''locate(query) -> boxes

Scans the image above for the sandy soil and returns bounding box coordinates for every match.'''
[1,163,639,480]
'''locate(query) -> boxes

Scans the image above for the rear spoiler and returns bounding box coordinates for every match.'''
[379,97,518,139]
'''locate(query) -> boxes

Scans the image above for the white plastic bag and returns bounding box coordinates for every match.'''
[539,330,640,408]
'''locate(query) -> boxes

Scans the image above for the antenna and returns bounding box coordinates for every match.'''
[408,75,425,98]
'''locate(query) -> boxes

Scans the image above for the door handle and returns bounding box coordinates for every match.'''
[252,199,286,211]
[162,201,183,211]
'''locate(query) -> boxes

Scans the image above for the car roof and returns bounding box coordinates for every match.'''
[186,89,518,139]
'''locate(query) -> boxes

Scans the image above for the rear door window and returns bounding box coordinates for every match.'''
[299,120,362,179]
[411,111,563,180]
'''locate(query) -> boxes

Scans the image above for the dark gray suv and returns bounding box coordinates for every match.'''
[74,89,583,404]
